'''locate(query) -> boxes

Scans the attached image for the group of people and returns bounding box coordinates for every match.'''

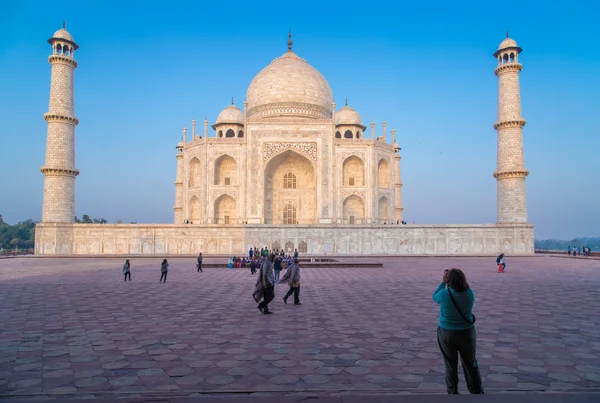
[253,253,302,314]
[568,246,593,256]
[120,249,495,395]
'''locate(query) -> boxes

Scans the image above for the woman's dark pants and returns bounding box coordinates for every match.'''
[160,272,167,282]
[124,272,131,281]
[284,285,300,304]
[437,326,483,394]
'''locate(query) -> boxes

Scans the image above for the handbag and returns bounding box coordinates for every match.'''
[447,288,476,325]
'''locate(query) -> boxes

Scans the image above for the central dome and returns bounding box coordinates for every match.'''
[246,50,333,120]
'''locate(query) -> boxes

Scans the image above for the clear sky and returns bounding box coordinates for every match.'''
[1,0,598,240]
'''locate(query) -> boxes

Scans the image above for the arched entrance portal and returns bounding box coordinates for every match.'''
[264,150,316,224]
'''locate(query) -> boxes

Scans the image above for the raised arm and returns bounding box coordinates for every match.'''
[432,282,446,304]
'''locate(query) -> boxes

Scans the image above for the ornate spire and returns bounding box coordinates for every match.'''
[231,96,234,105]
[345,97,348,106]
[288,30,292,51]
[506,30,509,38]
[63,21,66,29]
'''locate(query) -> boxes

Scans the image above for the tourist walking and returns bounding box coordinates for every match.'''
[160,259,169,283]
[249,247,253,260]
[294,248,299,258]
[123,259,131,281]
[433,269,483,395]
[496,253,506,273]
[197,253,203,272]
[280,258,301,305]
[254,253,275,314]
[568,246,572,256]
[250,258,257,275]
[274,256,282,282]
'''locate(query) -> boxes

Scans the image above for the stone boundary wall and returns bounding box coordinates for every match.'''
[35,223,534,256]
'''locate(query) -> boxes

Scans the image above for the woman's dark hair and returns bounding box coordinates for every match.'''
[498,253,504,259]
[162,259,167,265]
[125,259,129,264]
[446,268,469,292]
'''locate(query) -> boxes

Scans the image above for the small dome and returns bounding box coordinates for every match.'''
[215,104,244,125]
[53,28,74,42]
[497,37,518,51]
[335,105,363,126]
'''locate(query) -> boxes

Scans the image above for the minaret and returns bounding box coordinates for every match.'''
[41,23,80,223]
[392,129,403,223]
[493,33,529,223]
[173,136,184,224]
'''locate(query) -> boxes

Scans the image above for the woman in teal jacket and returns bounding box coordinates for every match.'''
[433,268,483,394]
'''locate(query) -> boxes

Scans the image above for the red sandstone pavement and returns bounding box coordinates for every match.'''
[0,256,599,400]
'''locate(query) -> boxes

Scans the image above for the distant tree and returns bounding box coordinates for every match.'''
[0,214,4,224]
[98,218,107,224]
[81,215,92,223]
[115,219,123,224]
[10,238,22,249]
[74,216,81,223]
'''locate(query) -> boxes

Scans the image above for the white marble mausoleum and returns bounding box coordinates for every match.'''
[35,27,534,256]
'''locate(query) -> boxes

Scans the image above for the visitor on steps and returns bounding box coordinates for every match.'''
[250,258,257,275]
[280,258,301,305]
[197,253,203,272]
[160,259,169,283]
[255,253,275,314]
[123,259,131,281]
[433,269,483,395]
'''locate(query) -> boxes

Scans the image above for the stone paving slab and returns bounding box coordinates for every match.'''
[0,256,599,400]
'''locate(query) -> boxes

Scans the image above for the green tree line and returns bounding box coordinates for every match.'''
[0,214,110,250]
[535,237,599,251]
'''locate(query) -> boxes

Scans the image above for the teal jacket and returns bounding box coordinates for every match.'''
[433,282,475,330]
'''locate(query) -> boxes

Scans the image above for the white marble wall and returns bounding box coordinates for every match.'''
[35,223,534,256]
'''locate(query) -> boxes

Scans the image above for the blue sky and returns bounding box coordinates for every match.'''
[0,0,598,239]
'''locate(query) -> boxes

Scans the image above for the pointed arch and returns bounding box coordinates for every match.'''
[214,194,236,224]
[344,130,353,139]
[378,158,390,188]
[225,128,235,138]
[343,195,365,224]
[335,131,341,138]
[343,156,364,187]
[188,157,201,187]
[378,196,390,223]
[189,196,201,222]
[214,154,237,185]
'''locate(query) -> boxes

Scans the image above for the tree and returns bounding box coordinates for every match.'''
[81,215,92,223]
[115,219,123,224]
[10,238,22,249]
[74,216,81,223]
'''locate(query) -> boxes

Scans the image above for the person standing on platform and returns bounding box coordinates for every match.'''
[294,249,299,259]
[249,247,254,260]
[496,254,506,273]
[433,269,483,395]
[160,259,169,283]
[197,253,203,272]
[123,259,131,281]
[274,256,282,282]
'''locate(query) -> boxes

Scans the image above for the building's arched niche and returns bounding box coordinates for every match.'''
[343,195,365,224]
[214,194,236,224]
[189,196,201,222]
[226,129,235,138]
[335,131,341,138]
[378,158,390,188]
[264,150,316,224]
[344,130,353,139]
[378,196,390,223]
[214,155,236,185]
[343,156,365,187]
[189,157,201,187]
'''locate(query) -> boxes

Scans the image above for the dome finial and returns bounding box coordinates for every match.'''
[231,96,234,105]
[506,30,509,38]
[345,97,348,106]
[63,20,66,29]
[288,30,292,51]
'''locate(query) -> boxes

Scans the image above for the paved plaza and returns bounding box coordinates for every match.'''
[1,256,600,400]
